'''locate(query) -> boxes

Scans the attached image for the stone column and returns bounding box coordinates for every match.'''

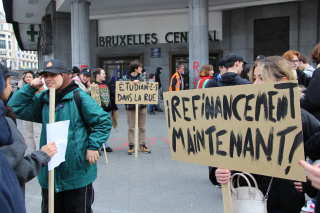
[188,0,209,89]
[71,0,90,68]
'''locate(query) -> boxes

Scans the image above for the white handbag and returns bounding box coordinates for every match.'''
[230,172,272,213]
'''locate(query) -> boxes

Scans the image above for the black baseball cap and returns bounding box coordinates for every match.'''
[39,59,69,75]
[0,64,18,78]
[81,68,91,76]
[256,55,265,61]
[218,58,227,67]
[226,53,247,64]
[72,66,80,74]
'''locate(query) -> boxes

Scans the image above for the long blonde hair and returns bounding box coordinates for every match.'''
[249,56,296,83]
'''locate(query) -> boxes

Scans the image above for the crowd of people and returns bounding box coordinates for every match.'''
[1,41,320,212]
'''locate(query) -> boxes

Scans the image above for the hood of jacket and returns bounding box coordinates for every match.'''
[219,72,251,86]
[156,67,162,75]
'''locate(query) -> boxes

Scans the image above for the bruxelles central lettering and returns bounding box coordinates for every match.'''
[99,31,219,47]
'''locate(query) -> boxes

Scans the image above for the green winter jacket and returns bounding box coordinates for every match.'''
[8,84,111,192]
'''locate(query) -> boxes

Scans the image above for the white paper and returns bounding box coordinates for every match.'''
[46,120,70,171]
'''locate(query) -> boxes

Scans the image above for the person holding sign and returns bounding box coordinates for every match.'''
[8,59,111,212]
[92,68,118,152]
[122,60,151,154]
[216,56,320,213]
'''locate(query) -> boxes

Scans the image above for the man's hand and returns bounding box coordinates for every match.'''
[40,141,57,157]
[133,80,139,85]
[86,150,100,165]
[300,160,320,190]
[30,76,44,89]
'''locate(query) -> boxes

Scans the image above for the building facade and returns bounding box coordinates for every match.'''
[4,0,320,91]
[0,12,38,70]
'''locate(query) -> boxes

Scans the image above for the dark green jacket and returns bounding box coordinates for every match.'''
[8,84,111,192]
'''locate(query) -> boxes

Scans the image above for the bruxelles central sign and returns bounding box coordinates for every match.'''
[99,31,219,47]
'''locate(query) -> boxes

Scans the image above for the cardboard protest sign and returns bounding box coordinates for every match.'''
[116,81,158,104]
[163,81,305,181]
[90,84,101,106]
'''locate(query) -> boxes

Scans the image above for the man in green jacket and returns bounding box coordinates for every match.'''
[8,59,111,212]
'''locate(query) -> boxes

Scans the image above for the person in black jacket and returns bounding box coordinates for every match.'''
[155,67,163,111]
[219,53,251,86]
[208,53,250,188]
[92,68,118,152]
[301,43,320,121]
[216,56,320,213]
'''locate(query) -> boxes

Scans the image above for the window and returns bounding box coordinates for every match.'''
[26,55,28,59]
[8,35,10,39]
[0,40,6,49]
[0,52,6,55]
[22,55,24,58]
[0,24,3,30]
[8,41,11,50]
[9,53,11,56]
[0,34,5,38]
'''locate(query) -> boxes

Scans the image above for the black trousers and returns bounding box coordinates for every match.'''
[41,183,94,213]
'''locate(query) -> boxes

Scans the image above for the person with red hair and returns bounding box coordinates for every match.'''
[283,50,311,87]
[196,64,214,89]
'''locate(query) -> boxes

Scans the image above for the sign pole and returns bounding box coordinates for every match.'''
[134,104,139,158]
[48,88,55,213]
[102,143,108,164]
[222,181,233,213]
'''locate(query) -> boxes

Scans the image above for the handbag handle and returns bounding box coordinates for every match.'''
[236,172,258,189]
[231,173,255,199]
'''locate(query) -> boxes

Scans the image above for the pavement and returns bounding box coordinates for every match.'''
[21,100,224,213]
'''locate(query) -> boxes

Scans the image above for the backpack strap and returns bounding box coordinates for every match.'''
[73,90,92,134]
[73,90,83,119]
[202,79,209,88]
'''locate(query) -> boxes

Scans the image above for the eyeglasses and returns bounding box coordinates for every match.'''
[290,60,299,63]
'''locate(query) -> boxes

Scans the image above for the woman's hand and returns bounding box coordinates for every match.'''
[215,168,231,184]
[133,80,139,85]
[294,182,303,193]
[41,141,57,157]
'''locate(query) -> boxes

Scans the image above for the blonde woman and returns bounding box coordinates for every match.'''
[216,56,320,213]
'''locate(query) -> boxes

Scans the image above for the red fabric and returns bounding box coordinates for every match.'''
[198,76,212,89]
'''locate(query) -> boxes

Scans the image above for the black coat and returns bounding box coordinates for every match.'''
[297,69,311,88]
[155,67,162,89]
[301,67,320,121]
[218,72,251,86]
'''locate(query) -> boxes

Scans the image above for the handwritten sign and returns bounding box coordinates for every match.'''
[116,81,159,104]
[163,81,305,181]
[90,84,101,106]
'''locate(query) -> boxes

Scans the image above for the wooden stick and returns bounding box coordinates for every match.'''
[48,88,55,213]
[222,177,233,213]
[102,143,108,164]
[134,104,139,158]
